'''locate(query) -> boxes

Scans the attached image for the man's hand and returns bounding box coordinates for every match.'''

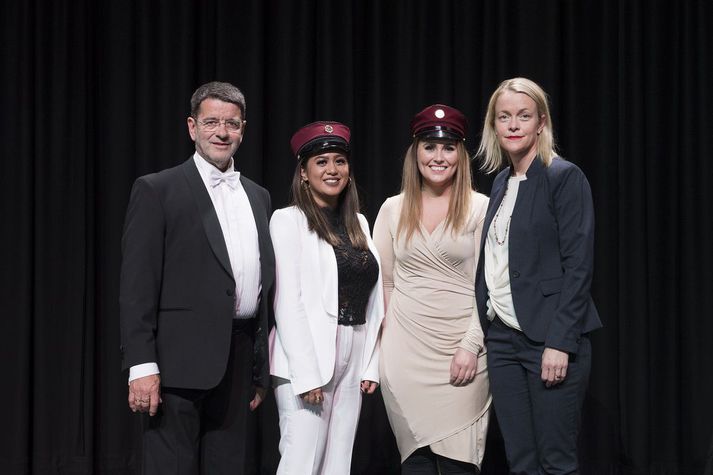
[450,348,478,386]
[541,347,569,388]
[128,374,161,416]
[249,386,267,411]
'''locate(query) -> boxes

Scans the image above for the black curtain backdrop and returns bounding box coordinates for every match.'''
[2,1,712,474]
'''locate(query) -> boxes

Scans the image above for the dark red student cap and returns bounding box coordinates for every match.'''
[290,121,351,160]
[410,104,467,141]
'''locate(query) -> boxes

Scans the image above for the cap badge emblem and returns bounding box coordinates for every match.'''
[434,109,445,119]
[324,124,334,133]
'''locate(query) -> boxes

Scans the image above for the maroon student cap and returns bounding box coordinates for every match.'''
[410,104,467,141]
[290,121,351,160]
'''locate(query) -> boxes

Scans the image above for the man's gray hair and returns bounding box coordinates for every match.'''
[190,81,246,118]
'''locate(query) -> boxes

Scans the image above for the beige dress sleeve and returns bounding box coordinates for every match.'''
[373,196,397,309]
[458,195,489,355]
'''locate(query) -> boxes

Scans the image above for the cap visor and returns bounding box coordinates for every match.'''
[297,138,350,160]
[416,129,462,141]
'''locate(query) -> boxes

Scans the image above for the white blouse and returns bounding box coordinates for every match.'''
[484,174,527,331]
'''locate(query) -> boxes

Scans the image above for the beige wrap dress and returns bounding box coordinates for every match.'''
[372,191,491,467]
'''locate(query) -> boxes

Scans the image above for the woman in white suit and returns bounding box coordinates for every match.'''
[269,121,384,475]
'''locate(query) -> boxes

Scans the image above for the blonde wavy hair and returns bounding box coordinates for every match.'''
[477,77,557,173]
[396,139,473,243]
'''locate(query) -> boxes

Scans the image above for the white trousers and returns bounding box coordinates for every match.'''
[274,324,366,475]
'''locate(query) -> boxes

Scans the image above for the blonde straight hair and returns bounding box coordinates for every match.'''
[477,77,557,173]
[396,139,473,243]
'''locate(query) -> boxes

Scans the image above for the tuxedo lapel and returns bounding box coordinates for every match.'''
[241,176,275,288]
[242,178,267,237]
[181,158,234,280]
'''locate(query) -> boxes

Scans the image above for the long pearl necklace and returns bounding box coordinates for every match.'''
[493,179,512,246]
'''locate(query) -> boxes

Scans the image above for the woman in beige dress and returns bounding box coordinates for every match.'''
[373,104,491,474]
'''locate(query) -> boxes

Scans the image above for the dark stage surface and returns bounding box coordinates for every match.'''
[2,1,713,474]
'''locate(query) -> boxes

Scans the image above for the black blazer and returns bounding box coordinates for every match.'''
[119,157,275,390]
[475,157,602,354]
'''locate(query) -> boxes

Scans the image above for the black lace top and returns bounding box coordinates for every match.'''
[321,208,379,326]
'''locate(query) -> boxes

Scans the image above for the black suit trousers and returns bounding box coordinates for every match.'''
[486,318,591,475]
[142,320,257,475]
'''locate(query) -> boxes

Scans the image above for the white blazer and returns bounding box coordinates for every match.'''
[269,206,385,395]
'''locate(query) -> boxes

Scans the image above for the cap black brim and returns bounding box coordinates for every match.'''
[414,127,464,141]
[297,137,350,160]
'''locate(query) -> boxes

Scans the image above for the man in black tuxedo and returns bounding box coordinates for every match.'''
[119,81,275,474]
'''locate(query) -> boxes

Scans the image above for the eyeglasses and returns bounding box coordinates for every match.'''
[195,118,245,133]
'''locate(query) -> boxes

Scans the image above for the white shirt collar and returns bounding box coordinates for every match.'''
[193,152,241,184]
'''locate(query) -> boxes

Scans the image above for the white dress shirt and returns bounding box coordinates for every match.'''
[193,153,262,318]
[128,153,262,383]
[484,174,527,331]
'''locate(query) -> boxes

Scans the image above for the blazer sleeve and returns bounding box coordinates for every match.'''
[119,177,164,370]
[270,210,323,395]
[253,185,274,388]
[359,214,384,383]
[545,165,596,353]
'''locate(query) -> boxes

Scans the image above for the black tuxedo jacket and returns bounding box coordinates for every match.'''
[119,157,275,390]
[475,157,602,354]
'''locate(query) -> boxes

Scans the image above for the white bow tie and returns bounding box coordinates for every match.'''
[210,169,240,189]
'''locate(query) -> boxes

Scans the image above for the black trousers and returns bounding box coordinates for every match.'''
[401,447,479,475]
[142,319,257,475]
[486,317,591,475]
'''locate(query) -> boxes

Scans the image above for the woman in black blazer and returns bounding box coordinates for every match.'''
[475,77,602,474]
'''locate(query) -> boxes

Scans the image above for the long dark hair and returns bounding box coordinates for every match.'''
[290,157,368,250]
